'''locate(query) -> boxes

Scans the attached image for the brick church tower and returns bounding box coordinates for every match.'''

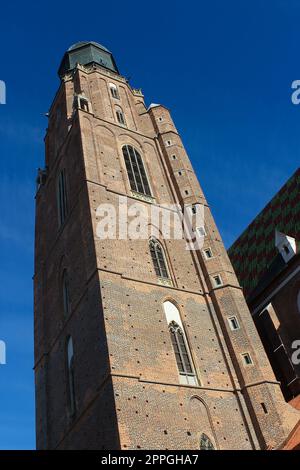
[34,41,299,450]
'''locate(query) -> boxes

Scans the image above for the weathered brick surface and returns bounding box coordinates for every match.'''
[34,51,300,450]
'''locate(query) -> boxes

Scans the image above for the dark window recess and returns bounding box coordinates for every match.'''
[213,275,222,286]
[169,321,194,376]
[200,433,215,450]
[242,353,252,365]
[80,99,89,111]
[261,403,268,414]
[62,271,70,317]
[229,316,239,330]
[57,169,68,227]
[149,238,169,279]
[110,85,119,99]
[116,110,126,125]
[122,145,151,196]
[66,337,76,417]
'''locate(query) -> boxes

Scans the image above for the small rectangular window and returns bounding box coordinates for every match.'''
[178,171,183,176]
[228,316,239,330]
[184,189,189,195]
[203,248,213,260]
[212,274,222,287]
[171,155,177,160]
[196,226,206,237]
[166,140,172,146]
[242,353,253,366]
[158,117,163,122]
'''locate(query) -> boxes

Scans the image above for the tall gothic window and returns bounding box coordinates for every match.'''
[149,238,169,279]
[110,83,119,99]
[122,145,151,196]
[116,108,126,126]
[200,433,215,450]
[163,301,198,386]
[169,321,194,377]
[66,336,76,416]
[57,169,68,227]
[62,270,70,317]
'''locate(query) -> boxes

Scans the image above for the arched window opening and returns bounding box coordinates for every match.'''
[66,336,76,416]
[163,302,198,385]
[122,145,151,196]
[62,270,70,317]
[110,83,119,99]
[116,108,126,126]
[200,433,215,450]
[169,321,193,375]
[149,238,169,279]
[57,169,68,227]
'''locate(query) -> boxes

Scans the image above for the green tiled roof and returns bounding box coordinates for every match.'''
[228,168,300,298]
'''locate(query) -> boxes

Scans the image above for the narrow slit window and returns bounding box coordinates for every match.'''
[261,402,268,414]
[66,336,76,416]
[62,270,71,317]
[57,169,68,227]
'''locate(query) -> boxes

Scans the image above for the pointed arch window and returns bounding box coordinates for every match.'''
[110,83,119,99]
[163,301,198,385]
[200,433,215,450]
[169,321,194,376]
[57,169,68,227]
[122,145,151,196]
[62,270,70,317]
[66,336,76,416]
[149,238,169,279]
[116,107,126,126]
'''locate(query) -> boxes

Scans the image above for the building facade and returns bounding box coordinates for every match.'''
[228,169,300,402]
[34,41,299,450]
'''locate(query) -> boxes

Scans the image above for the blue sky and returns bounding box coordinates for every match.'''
[0,0,299,449]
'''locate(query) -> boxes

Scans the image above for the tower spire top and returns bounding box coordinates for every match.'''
[58,40,119,78]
